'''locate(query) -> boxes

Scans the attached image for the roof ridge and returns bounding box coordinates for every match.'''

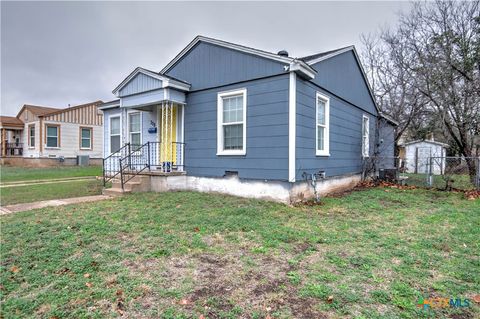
[40,100,103,117]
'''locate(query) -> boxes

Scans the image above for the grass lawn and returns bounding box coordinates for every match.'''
[1,189,479,318]
[403,173,477,190]
[0,166,102,183]
[0,179,104,206]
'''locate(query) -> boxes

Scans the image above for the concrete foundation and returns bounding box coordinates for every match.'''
[137,173,362,204]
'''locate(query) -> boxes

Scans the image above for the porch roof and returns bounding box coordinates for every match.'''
[0,116,24,129]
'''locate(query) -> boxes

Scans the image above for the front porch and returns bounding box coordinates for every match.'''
[0,127,24,157]
[101,67,191,190]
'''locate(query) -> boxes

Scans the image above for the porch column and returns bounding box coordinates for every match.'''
[1,128,5,157]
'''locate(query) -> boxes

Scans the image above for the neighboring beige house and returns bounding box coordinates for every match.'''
[1,101,103,166]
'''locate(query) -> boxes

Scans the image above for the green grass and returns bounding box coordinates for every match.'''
[0,179,104,205]
[0,166,102,183]
[1,189,479,318]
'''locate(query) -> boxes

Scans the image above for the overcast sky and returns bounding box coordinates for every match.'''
[1,1,410,116]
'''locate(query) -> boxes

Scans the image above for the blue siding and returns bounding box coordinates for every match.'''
[310,51,377,115]
[119,73,163,97]
[295,79,376,180]
[166,42,287,91]
[184,74,290,180]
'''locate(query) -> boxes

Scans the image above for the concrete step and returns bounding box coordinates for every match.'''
[103,187,130,197]
[110,175,150,193]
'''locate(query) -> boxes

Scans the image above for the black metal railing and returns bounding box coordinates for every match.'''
[103,141,185,189]
[4,142,24,156]
[102,143,134,186]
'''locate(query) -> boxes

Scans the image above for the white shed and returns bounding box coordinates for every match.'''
[402,139,449,175]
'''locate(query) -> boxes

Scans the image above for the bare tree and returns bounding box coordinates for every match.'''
[362,1,480,179]
[360,33,427,156]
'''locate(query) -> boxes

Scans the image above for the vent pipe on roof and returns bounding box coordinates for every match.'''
[278,50,289,57]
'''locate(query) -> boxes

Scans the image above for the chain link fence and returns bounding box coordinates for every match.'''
[366,156,480,190]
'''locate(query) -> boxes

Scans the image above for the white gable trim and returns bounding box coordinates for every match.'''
[161,36,316,80]
[112,67,190,96]
[304,46,355,65]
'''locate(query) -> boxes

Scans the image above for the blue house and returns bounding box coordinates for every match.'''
[100,36,396,202]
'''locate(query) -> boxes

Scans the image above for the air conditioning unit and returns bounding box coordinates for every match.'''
[77,155,89,166]
[379,168,398,182]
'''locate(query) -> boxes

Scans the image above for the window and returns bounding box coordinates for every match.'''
[362,115,370,157]
[28,125,35,148]
[217,89,247,155]
[316,92,330,156]
[128,112,141,147]
[80,127,92,150]
[110,116,121,153]
[46,125,59,148]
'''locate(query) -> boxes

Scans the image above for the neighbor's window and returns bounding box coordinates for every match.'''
[110,116,121,153]
[129,112,141,147]
[46,125,59,148]
[80,127,92,150]
[217,89,247,155]
[362,115,370,157]
[29,125,35,147]
[316,92,330,156]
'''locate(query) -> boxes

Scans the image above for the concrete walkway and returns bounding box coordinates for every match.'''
[0,195,111,215]
[0,176,97,188]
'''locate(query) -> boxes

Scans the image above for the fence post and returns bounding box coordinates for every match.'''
[102,158,106,187]
[427,157,433,187]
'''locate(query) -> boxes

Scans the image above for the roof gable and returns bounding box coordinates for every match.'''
[17,105,60,118]
[307,49,378,115]
[161,36,315,87]
[165,41,292,90]
[162,36,294,74]
[112,67,191,97]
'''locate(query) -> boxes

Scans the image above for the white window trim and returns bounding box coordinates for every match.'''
[45,125,59,149]
[109,115,122,154]
[316,92,330,156]
[127,110,142,146]
[362,114,370,157]
[80,127,93,150]
[217,88,247,156]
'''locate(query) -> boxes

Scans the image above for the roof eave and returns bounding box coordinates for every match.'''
[289,60,316,80]
[379,112,399,126]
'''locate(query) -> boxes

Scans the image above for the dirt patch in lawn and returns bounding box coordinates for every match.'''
[121,241,329,318]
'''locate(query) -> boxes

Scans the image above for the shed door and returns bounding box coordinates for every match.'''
[416,147,431,174]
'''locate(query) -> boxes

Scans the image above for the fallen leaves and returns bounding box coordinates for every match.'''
[10,266,20,273]
[83,273,91,278]
[85,282,93,288]
[327,295,334,303]
[465,189,480,200]
[179,298,190,305]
